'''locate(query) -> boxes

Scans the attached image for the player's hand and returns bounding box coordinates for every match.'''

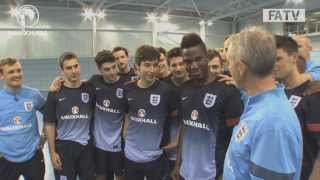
[49,76,63,92]
[171,165,180,180]
[217,74,236,86]
[37,134,47,149]
[51,151,62,170]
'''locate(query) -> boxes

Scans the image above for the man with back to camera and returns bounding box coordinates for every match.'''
[223,27,302,180]
[274,35,320,180]
[175,33,243,180]
[112,46,137,82]
[44,52,95,180]
[0,57,46,180]
[123,45,179,180]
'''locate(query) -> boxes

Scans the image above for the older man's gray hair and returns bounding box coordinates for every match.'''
[228,26,276,77]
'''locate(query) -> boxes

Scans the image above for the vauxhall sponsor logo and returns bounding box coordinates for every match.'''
[61,106,89,120]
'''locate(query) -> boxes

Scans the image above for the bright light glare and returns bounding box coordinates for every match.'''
[82,8,95,20]
[9,7,19,17]
[96,10,106,20]
[160,13,169,22]
[146,12,158,23]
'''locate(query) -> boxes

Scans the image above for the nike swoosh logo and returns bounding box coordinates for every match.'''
[58,97,66,102]
[128,98,133,101]
[182,96,188,101]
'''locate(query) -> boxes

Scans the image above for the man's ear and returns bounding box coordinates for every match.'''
[134,64,140,75]
[237,60,247,78]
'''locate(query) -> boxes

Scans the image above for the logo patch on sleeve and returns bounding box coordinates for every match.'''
[288,95,301,108]
[81,93,90,103]
[235,123,248,143]
[150,94,161,106]
[203,93,216,108]
[24,101,33,112]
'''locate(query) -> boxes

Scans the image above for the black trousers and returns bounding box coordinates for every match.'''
[124,155,164,180]
[54,140,95,180]
[0,150,45,180]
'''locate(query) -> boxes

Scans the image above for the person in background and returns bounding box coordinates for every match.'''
[293,35,320,81]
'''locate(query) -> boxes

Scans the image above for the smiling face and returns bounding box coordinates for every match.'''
[113,50,129,73]
[169,56,187,80]
[0,61,23,90]
[182,45,208,82]
[98,61,119,82]
[273,48,298,82]
[136,60,158,84]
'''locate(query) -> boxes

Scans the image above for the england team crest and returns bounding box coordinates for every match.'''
[24,101,33,112]
[203,93,216,108]
[81,93,90,103]
[150,94,161,106]
[116,88,123,99]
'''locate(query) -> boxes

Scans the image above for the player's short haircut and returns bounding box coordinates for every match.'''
[95,50,116,68]
[0,58,20,74]
[228,26,276,77]
[156,47,167,56]
[58,52,79,69]
[135,45,160,65]
[275,35,299,55]
[180,33,207,54]
[112,46,129,57]
[167,47,182,64]
[207,49,222,66]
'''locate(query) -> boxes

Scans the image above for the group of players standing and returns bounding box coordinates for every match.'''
[1,26,320,180]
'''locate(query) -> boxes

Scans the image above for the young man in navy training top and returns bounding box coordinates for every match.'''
[274,35,320,180]
[161,47,188,180]
[90,50,127,180]
[48,50,128,180]
[175,33,243,180]
[0,58,46,180]
[112,46,137,82]
[123,45,179,180]
[44,52,95,180]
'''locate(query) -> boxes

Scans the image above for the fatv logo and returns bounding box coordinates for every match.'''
[263,9,305,22]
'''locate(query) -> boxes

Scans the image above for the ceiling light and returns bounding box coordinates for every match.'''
[199,20,205,25]
[160,13,169,22]
[96,10,106,20]
[82,8,95,20]
[146,12,158,23]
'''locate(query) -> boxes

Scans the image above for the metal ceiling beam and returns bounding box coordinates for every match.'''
[104,0,136,9]
[207,0,239,15]
[191,0,202,17]
[70,0,87,7]
[154,0,172,12]
[111,1,209,14]
[208,0,285,21]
